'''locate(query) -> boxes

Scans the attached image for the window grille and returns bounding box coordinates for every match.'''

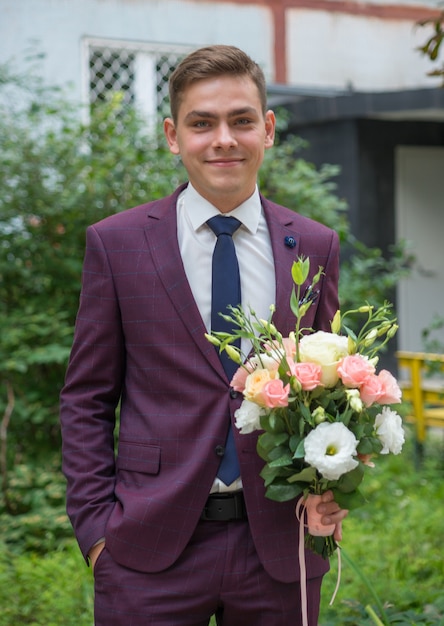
[84,38,192,119]
[89,48,136,105]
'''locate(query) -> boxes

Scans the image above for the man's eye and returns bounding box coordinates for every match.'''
[194,121,210,128]
[236,118,253,125]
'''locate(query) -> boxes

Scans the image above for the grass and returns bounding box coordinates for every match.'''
[318,428,444,625]
[1,427,443,625]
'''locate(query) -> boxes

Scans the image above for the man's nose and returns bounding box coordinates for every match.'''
[213,123,237,149]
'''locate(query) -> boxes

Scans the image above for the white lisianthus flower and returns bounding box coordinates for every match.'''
[304,422,359,480]
[234,399,265,434]
[299,331,349,388]
[375,407,405,454]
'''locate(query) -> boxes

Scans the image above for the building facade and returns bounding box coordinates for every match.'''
[2,0,443,352]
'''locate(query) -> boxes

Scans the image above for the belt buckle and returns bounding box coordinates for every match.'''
[201,491,245,521]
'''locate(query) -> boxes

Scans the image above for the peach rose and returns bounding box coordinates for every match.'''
[377,370,402,405]
[244,368,278,407]
[288,361,323,391]
[262,379,290,408]
[337,354,375,388]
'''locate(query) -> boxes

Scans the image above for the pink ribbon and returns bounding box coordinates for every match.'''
[295,498,341,626]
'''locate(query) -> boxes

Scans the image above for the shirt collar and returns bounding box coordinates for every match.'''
[182,182,262,234]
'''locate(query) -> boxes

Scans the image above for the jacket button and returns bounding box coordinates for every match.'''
[229,388,238,399]
[215,445,225,457]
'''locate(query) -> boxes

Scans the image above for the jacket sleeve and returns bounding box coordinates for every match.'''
[60,225,124,561]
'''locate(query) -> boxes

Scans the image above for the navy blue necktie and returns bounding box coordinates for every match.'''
[207,215,242,485]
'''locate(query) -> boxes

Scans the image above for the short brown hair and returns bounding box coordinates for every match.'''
[168,45,267,122]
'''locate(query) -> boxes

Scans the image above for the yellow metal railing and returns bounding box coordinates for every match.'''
[396,351,444,445]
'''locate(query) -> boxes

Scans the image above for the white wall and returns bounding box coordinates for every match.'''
[1,0,273,97]
[396,146,444,352]
[287,8,442,91]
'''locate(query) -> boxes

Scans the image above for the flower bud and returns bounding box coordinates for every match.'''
[386,324,399,340]
[347,336,357,354]
[363,329,378,347]
[312,265,324,286]
[259,319,279,336]
[358,305,373,313]
[291,257,310,286]
[346,388,363,413]
[330,310,341,334]
[312,406,326,424]
[377,323,391,337]
[225,345,242,364]
[205,333,220,346]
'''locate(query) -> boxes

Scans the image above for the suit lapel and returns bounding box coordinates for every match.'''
[261,196,301,335]
[143,188,226,379]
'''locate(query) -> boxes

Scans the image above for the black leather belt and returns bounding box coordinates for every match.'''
[201,491,247,521]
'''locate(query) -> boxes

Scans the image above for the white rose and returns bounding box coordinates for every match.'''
[299,331,349,388]
[234,399,265,434]
[375,407,405,454]
[304,421,359,480]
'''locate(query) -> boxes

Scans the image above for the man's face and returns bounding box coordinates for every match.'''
[164,75,275,213]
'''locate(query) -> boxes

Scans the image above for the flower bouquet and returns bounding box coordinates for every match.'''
[206,257,404,559]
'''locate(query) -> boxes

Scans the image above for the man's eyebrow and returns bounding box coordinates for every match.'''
[183,107,259,122]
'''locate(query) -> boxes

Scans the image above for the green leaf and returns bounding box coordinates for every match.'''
[331,487,366,510]
[265,482,303,502]
[293,438,306,459]
[268,450,293,467]
[287,466,317,484]
[335,464,365,494]
[260,464,284,487]
[290,286,300,318]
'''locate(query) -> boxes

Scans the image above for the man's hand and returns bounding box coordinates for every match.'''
[88,540,106,571]
[316,490,349,542]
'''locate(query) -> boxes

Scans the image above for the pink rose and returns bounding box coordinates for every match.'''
[262,379,290,408]
[230,366,250,392]
[337,354,375,388]
[288,361,323,391]
[359,374,385,407]
[377,370,402,404]
[282,336,297,359]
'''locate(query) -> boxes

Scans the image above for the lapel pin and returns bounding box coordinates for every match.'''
[284,236,296,248]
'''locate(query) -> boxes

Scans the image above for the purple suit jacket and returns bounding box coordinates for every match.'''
[60,184,340,583]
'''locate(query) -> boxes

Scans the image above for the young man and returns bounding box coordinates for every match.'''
[60,45,347,625]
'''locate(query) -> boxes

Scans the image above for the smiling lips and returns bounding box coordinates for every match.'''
[206,157,244,166]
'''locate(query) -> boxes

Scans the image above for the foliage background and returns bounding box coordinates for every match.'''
[0,60,434,625]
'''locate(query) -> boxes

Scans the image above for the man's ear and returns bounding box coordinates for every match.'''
[163,118,180,155]
[264,110,276,149]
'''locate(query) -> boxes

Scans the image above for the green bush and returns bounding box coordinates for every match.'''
[0,540,93,626]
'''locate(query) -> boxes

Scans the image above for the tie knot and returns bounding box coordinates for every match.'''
[207,215,241,238]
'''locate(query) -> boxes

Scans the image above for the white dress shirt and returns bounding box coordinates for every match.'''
[176,183,276,492]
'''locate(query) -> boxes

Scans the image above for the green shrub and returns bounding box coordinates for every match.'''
[0,540,93,626]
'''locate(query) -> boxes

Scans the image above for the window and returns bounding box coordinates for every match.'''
[82,38,192,120]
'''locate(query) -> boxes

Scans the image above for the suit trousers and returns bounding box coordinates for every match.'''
[93,517,324,626]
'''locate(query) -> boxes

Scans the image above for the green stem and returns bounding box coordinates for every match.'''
[365,604,386,626]
[340,547,390,626]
